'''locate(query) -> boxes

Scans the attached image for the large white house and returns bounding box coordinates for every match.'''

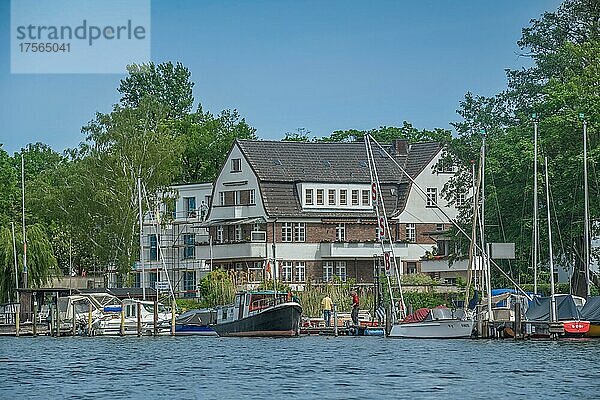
[197,139,469,288]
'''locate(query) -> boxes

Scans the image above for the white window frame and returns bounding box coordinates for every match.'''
[328,189,336,205]
[231,158,242,172]
[249,189,256,205]
[335,261,347,282]
[216,226,224,243]
[282,222,293,242]
[316,189,324,205]
[426,188,437,208]
[219,192,226,206]
[335,223,346,242]
[235,224,242,241]
[339,189,347,205]
[456,192,466,207]
[305,188,314,205]
[323,261,334,282]
[361,190,370,206]
[282,261,293,282]
[294,223,305,242]
[295,261,306,282]
[406,223,416,242]
[351,190,359,206]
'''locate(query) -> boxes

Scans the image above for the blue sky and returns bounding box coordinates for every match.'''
[0,0,563,154]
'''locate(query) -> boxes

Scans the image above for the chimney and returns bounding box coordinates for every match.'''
[392,139,409,156]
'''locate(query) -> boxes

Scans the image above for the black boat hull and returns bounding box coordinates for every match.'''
[212,303,302,337]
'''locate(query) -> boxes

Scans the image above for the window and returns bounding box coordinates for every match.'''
[184,197,196,217]
[235,224,242,241]
[183,271,196,298]
[406,223,416,242]
[149,234,158,261]
[216,226,224,243]
[351,190,359,206]
[361,190,370,206]
[323,261,334,282]
[183,233,195,259]
[336,223,346,241]
[316,189,324,205]
[249,189,256,205]
[219,192,226,206]
[436,224,444,231]
[282,261,293,282]
[231,158,242,172]
[406,262,417,275]
[305,189,314,205]
[295,262,306,282]
[294,223,305,242]
[282,223,293,242]
[456,192,466,207]
[335,261,347,282]
[339,189,347,205]
[426,188,437,207]
[134,272,141,288]
[149,272,158,289]
[252,222,262,232]
[328,189,336,205]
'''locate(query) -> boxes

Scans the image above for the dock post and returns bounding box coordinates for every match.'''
[333,304,338,337]
[88,302,93,336]
[32,301,38,337]
[171,299,176,336]
[15,310,20,337]
[137,302,141,337]
[72,303,77,336]
[120,306,125,336]
[514,302,522,340]
[153,298,158,336]
[50,304,55,337]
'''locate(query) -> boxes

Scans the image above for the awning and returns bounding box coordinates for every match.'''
[194,216,265,228]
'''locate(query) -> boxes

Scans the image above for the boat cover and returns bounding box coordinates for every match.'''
[525,295,582,322]
[176,309,216,325]
[402,308,430,323]
[580,296,600,322]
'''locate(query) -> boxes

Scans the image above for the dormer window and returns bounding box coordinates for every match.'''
[231,158,242,173]
[305,189,314,205]
[328,189,336,205]
[316,189,324,205]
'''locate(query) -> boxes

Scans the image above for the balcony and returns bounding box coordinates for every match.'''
[420,258,470,273]
[196,242,269,260]
[320,241,408,259]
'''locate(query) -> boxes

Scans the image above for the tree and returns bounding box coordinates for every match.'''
[118,62,194,119]
[318,121,451,143]
[282,128,311,142]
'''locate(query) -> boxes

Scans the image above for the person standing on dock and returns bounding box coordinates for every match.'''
[350,291,359,326]
[321,294,333,327]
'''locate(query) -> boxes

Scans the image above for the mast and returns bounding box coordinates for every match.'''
[480,130,493,321]
[532,115,539,295]
[21,154,27,289]
[581,114,590,298]
[11,222,19,303]
[544,157,558,323]
[138,177,146,300]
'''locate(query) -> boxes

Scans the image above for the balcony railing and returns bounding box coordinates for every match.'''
[320,241,408,259]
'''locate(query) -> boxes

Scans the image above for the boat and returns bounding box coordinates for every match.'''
[91,298,174,336]
[364,134,474,339]
[388,307,474,339]
[175,309,218,336]
[211,290,302,337]
[580,296,600,337]
[525,294,590,338]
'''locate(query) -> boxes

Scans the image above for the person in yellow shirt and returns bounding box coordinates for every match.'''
[321,294,333,327]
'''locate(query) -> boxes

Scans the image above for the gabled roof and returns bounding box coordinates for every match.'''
[235,139,442,218]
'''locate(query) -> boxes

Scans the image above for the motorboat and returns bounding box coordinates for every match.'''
[92,299,174,336]
[525,294,590,338]
[388,307,474,339]
[580,296,600,337]
[211,291,302,337]
[175,309,218,336]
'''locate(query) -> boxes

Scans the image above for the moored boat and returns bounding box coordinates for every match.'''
[175,309,218,336]
[92,299,174,336]
[388,307,474,339]
[525,294,590,338]
[580,296,600,337]
[211,291,302,337]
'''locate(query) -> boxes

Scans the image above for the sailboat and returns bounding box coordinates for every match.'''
[363,134,474,339]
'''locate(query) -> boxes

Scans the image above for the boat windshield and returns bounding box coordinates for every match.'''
[428,307,454,320]
[143,303,167,313]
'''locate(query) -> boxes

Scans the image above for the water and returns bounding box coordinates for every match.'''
[1,336,599,399]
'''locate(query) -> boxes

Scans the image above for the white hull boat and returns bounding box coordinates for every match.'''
[92,299,173,336]
[388,307,474,339]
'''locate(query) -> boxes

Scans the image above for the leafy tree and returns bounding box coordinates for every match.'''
[282,128,311,142]
[0,145,18,226]
[318,121,451,143]
[118,62,194,119]
[198,268,235,307]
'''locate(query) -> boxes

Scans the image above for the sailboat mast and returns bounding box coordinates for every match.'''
[582,116,590,298]
[11,222,19,303]
[138,177,146,300]
[533,117,539,295]
[21,154,27,289]
[544,157,558,323]
[480,130,493,321]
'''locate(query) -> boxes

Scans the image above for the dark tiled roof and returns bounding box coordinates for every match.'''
[236,139,441,218]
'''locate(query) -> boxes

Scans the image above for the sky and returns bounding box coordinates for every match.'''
[0,0,564,155]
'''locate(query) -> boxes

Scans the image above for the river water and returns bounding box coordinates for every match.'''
[1,336,598,399]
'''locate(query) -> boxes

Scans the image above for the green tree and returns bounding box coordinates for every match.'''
[118,62,194,119]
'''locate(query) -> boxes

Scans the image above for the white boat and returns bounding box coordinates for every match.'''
[92,299,174,336]
[388,307,474,339]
